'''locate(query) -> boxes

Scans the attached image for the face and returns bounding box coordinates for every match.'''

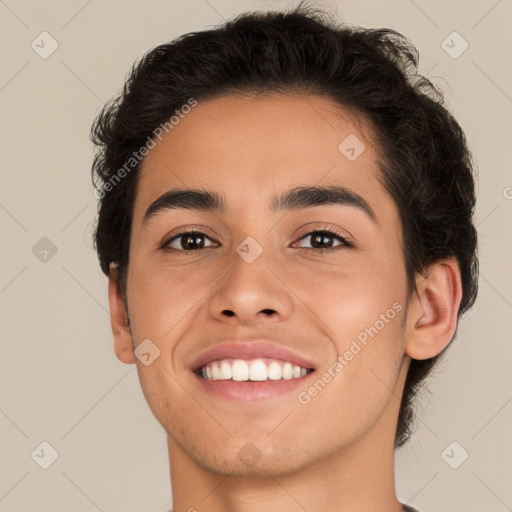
[122,93,411,476]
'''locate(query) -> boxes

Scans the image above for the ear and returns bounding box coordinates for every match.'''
[404,256,463,360]
[108,263,135,365]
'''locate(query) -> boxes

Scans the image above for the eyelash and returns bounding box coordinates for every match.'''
[160,226,354,254]
[295,227,354,253]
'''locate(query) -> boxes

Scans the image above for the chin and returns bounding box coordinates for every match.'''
[184,434,328,479]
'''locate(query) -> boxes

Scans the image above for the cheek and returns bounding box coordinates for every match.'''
[291,246,405,341]
[305,275,406,388]
[294,278,406,444]
[126,259,214,339]
[292,252,407,399]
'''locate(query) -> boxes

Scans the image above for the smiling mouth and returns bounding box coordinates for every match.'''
[194,357,315,382]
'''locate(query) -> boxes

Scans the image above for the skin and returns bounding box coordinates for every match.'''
[108,93,462,512]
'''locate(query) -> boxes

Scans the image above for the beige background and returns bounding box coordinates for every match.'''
[1,0,511,511]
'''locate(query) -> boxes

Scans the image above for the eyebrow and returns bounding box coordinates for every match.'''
[143,185,377,225]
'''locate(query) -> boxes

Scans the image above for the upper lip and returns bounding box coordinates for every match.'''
[189,340,317,372]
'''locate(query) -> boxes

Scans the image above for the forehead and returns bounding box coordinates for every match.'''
[133,93,391,222]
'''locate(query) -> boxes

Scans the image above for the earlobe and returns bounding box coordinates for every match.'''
[405,256,463,360]
[108,263,136,365]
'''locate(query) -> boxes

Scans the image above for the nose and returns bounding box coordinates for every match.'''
[207,246,293,326]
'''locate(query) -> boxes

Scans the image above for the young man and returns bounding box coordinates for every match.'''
[90,4,478,511]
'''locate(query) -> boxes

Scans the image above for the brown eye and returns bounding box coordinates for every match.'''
[165,231,216,251]
[295,229,352,252]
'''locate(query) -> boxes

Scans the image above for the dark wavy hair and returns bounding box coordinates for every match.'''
[90,2,478,447]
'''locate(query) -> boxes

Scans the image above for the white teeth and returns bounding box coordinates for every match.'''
[249,360,268,381]
[282,362,293,380]
[267,361,282,380]
[232,360,249,381]
[200,358,311,381]
[219,360,232,379]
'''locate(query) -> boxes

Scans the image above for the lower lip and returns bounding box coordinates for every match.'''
[192,371,315,401]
